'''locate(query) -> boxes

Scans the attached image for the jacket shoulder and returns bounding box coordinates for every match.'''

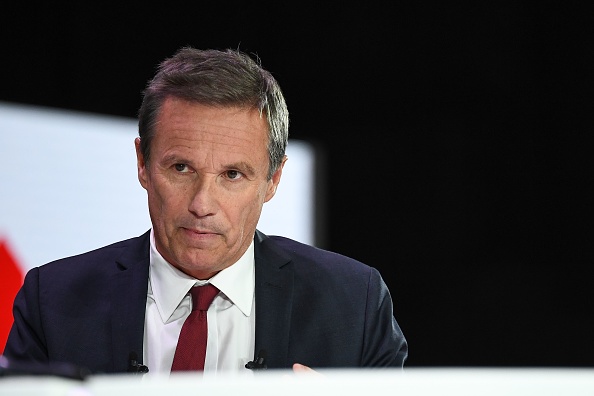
[262,234,376,277]
[35,230,150,275]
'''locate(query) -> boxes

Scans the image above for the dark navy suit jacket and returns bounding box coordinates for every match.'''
[3,230,408,373]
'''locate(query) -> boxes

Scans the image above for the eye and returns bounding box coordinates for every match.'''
[225,170,243,180]
[174,163,190,173]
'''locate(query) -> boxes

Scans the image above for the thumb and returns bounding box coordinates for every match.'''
[292,363,322,375]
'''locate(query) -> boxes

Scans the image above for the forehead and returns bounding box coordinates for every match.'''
[157,97,268,138]
[153,97,270,161]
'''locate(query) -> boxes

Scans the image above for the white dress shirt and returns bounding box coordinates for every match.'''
[143,229,256,376]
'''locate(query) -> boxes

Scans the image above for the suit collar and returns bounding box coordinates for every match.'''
[253,230,293,368]
[109,230,150,372]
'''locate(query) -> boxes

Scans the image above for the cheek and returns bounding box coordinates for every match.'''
[147,179,182,214]
[247,188,268,219]
[227,191,263,221]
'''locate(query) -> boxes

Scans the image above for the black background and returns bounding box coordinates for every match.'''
[2,2,592,366]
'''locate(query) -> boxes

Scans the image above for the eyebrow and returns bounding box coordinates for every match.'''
[161,153,185,165]
[227,161,257,177]
[161,153,258,177]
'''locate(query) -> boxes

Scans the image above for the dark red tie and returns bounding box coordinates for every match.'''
[171,284,219,371]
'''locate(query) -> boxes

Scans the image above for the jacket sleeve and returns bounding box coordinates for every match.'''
[361,268,408,367]
[3,267,49,363]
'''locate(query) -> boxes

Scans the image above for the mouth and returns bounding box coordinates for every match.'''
[181,227,221,239]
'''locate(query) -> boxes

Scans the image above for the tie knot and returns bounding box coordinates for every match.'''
[189,284,219,312]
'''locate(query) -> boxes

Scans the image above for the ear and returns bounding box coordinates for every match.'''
[135,137,148,190]
[264,155,287,203]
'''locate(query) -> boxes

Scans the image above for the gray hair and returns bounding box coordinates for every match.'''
[138,47,289,180]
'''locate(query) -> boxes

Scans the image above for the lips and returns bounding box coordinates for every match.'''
[181,227,218,235]
[179,227,223,243]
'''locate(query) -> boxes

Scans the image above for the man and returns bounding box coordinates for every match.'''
[3,47,407,375]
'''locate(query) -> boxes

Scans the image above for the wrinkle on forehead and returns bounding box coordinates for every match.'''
[153,99,269,177]
[161,99,268,148]
[166,133,259,154]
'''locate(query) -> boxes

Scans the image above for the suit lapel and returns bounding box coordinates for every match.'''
[105,230,292,371]
[109,231,150,372]
[253,231,294,369]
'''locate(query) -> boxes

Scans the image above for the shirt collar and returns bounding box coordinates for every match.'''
[149,229,255,322]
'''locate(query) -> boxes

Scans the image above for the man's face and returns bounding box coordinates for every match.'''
[136,97,285,279]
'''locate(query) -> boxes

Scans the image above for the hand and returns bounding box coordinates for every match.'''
[292,363,322,375]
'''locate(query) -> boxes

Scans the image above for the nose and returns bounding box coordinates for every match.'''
[187,177,217,218]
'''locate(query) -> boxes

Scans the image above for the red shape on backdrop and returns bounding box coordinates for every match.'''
[0,238,24,353]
